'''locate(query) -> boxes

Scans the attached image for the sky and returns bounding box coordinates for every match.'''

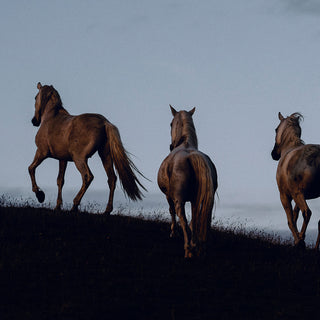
[1,0,320,233]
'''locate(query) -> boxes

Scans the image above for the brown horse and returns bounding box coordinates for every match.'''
[29,82,146,213]
[158,106,218,258]
[272,112,320,249]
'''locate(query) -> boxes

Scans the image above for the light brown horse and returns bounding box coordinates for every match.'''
[272,112,320,249]
[29,82,146,213]
[158,106,218,258]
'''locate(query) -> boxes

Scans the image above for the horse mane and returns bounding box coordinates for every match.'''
[282,113,304,147]
[183,113,198,148]
[174,111,198,149]
[43,85,68,115]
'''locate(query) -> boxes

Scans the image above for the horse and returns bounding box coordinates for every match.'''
[158,105,218,258]
[29,82,146,214]
[272,112,320,250]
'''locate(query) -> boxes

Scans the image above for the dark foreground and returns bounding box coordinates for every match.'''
[1,205,320,320]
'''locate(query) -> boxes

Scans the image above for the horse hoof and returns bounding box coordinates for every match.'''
[295,239,306,250]
[71,205,78,213]
[184,249,194,259]
[170,227,178,239]
[54,206,61,213]
[36,190,45,203]
[105,205,113,215]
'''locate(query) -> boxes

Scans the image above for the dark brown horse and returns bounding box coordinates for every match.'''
[158,106,218,258]
[29,82,146,213]
[272,112,320,249]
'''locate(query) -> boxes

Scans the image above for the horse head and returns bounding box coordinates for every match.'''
[271,112,303,161]
[169,105,196,151]
[32,82,57,126]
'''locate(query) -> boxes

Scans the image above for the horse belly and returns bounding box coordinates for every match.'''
[291,167,320,200]
[49,143,72,160]
[68,120,106,158]
[302,171,320,199]
[157,161,168,194]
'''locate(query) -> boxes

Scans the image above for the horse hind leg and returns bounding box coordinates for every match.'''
[55,160,67,211]
[316,219,320,251]
[98,149,117,215]
[71,159,94,212]
[174,200,192,258]
[28,149,47,203]
[190,203,197,249]
[166,197,177,238]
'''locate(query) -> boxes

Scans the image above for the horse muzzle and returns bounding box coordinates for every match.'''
[271,148,280,161]
[31,116,40,127]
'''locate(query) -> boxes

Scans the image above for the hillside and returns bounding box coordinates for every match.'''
[0,204,320,319]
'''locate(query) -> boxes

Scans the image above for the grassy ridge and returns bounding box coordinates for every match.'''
[1,205,320,319]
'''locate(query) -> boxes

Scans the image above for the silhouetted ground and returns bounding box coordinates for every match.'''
[0,204,320,319]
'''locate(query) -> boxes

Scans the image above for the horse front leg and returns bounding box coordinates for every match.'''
[280,194,300,245]
[293,204,300,228]
[28,149,47,203]
[294,195,311,243]
[55,160,67,211]
[72,159,94,212]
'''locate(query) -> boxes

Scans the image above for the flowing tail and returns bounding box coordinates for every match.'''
[189,153,218,253]
[105,123,146,200]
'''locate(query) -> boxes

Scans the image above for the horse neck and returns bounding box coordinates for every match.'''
[42,99,69,121]
[280,131,304,155]
[181,122,198,149]
[184,134,198,149]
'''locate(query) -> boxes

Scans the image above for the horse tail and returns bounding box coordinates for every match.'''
[105,123,146,200]
[189,153,217,254]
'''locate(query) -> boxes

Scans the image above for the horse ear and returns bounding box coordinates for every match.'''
[278,112,284,121]
[37,82,42,90]
[170,105,177,116]
[189,107,196,116]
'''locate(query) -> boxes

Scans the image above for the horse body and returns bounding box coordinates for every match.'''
[272,112,320,249]
[29,82,145,213]
[158,147,197,203]
[277,145,320,200]
[158,106,217,258]
[38,112,108,161]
